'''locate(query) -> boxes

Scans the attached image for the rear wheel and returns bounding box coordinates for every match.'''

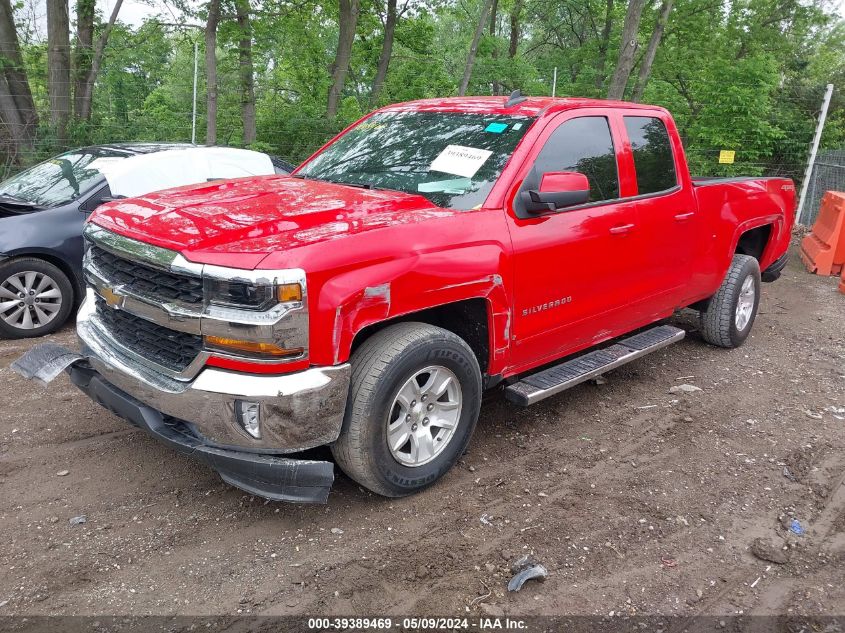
[699,254,761,348]
[0,258,74,339]
[331,322,482,497]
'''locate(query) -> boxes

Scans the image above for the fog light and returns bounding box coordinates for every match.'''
[235,400,261,439]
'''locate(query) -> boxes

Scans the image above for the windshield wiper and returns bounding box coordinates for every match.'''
[331,179,377,190]
[293,174,403,194]
[0,195,42,209]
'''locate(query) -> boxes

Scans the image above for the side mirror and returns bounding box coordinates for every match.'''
[521,171,590,213]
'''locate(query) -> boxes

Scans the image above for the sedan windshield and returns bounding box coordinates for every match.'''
[0,148,126,208]
[297,111,535,210]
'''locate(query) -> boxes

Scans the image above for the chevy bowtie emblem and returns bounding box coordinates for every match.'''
[100,286,122,309]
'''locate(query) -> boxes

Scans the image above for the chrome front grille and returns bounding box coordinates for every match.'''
[90,245,204,305]
[81,223,309,380]
[94,297,203,372]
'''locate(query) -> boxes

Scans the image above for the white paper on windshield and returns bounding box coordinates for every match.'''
[429,145,492,178]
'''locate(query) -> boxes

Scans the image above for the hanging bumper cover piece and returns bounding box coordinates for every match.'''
[12,343,340,504]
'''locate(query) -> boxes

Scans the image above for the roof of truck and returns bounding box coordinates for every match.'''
[380,96,666,118]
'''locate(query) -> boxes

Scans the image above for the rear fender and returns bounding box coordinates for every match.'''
[728,216,784,272]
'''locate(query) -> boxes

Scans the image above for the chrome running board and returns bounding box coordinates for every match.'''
[504,325,685,406]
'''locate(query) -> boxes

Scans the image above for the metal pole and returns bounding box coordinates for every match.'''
[191,40,199,145]
[552,67,557,98]
[797,83,833,224]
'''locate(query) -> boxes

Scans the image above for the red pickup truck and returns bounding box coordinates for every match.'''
[14,94,795,503]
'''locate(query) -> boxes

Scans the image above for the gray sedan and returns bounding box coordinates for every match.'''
[0,143,292,338]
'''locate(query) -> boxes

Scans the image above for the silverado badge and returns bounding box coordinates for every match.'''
[522,296,572,317]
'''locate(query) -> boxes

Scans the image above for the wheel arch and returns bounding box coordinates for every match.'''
[349,298,495,380]
[734,224,772,261]
[730,218,784,272]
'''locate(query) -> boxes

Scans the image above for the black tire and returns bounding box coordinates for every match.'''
[699,254,761,348]
[0,257,74,339]
[331,322,482,497]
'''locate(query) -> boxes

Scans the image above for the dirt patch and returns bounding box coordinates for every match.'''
[0,246,844,619]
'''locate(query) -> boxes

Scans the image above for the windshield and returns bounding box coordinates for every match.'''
[0,148,126,208]
[297,111,535,210]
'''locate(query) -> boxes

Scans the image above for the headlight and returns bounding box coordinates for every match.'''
[205,279,302,310]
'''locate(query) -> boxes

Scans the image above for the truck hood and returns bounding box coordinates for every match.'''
[90,175,452,268]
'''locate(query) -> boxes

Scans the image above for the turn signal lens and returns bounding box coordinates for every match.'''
[205,336,304,358]
[277,283,302,303]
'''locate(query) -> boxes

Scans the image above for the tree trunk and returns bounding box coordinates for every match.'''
[370,0,396,106]
[594,0,614,91]
[327,0,359,118]
[489,0,500,95]
[508,0,523,58]
[46,0,71,140]
[458,0,493,96]
[74,0,124,121]
[205,0,220,145]
[631,0,673,102]
[606,0,647,100]
[72,0,94,118]
[0,77,28,158]
[235,0,256,143]
[0,0,38,154]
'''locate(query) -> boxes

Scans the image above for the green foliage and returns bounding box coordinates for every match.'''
[6,0,844,181]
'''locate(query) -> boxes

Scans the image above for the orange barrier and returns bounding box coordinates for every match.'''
[800,191,845,276]
[840,266,845,295]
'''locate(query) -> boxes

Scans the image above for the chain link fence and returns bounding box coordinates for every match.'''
[798,149,845,225]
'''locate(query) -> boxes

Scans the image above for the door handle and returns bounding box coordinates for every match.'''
[609,223,635,235]
[674,211,695,221]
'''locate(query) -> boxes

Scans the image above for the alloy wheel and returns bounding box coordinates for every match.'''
[0,271,63,330]
[734,275,755,331]
[386,365,463,467]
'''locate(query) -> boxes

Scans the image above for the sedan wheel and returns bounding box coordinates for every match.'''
[0,258,74,339]
[0,271,63,330]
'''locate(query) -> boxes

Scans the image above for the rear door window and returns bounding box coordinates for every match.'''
[533,116,619,202]
[623,116,677,195]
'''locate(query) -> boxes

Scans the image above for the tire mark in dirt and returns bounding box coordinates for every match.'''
[2,428,139,462]
[666,452,845,625]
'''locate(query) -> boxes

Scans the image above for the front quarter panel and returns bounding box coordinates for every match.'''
[258,207,513,374]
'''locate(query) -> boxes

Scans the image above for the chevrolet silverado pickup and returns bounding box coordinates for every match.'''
[13,94,795,503]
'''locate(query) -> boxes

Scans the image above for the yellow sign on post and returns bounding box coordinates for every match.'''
[718,150,736,164]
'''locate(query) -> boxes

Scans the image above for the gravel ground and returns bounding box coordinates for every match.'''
[0,245,843,623]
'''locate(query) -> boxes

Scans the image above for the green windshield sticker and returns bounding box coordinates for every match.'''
[485,122,508,133]
[512,123,523,131]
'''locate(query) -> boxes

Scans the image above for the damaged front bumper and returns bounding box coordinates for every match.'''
[12,342,348,503]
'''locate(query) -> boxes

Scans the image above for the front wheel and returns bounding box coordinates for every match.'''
[0,258,74,339]
[699,254,761,348]
[331,322,482,497]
